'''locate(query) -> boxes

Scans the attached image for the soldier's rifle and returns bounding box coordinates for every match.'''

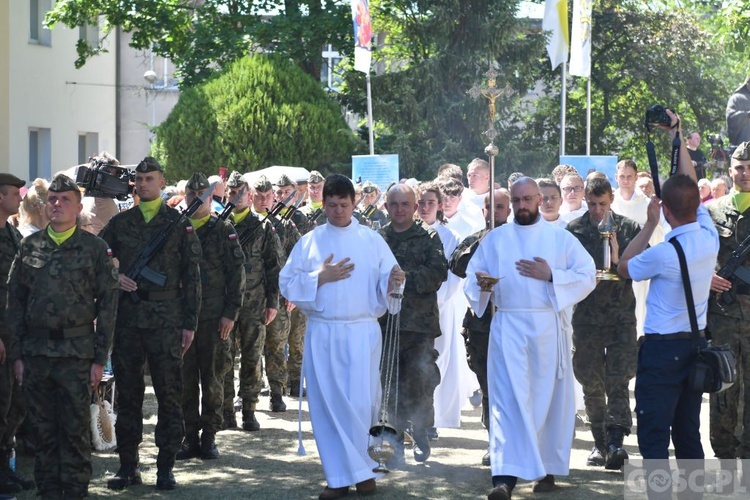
[716,231,750,305]
[362,192,384,220]
[200,187,245,242]
[237,190,295,248]
[274,191,306,230]
[122,183,215,304]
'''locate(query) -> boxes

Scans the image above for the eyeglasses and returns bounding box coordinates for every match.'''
[561,186,583,193]
[542,195,560,203]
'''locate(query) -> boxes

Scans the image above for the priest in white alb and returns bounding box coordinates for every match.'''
[279,174,403,500]
[465,178,596,500]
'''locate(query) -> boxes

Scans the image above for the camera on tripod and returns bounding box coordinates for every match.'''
[75,155,134,200]
[707,134,724,149]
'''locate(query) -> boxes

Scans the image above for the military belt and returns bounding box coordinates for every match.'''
[644,331,704,341]
[29,324,94,341]
[136,288,180,301]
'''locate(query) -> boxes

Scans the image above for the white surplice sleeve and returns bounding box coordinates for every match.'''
[279,235,325,314]
[546,231,597,312]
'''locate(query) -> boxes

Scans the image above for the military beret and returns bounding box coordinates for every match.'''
[226,170,247,188]
[49,174,78,193]
[308,170,325,183]
[732,142,750,161]
[186,172,210,192]
[275,174,295,188]
[253,174,272,192]
[362,180,377,193]
[135,156,163,173]
[0,173,25,188]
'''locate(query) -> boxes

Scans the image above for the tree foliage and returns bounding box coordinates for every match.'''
[152,54,361,182]
[46,0,353,86]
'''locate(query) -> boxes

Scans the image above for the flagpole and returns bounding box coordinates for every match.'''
[586,77,591,155]
[560,61,567,156]
[366,73,374,155]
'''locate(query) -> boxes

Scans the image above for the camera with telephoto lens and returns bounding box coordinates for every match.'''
[75,156,134,200]
[644,104,673,132]
[707,134,724,148]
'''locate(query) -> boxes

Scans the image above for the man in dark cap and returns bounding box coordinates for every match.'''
[707,141,750,464]
[100,157,202,491]
[253,175,300,412]
[221,171,283,431]
[176,173,245,461]
[0,172,35,494]
[300,170,327,226]
[358,180,388,227]
[7,173,119,499]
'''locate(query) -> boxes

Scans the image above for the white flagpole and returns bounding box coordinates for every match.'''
[366,73,374,155]
[586,77,591,155]
[560,61,567,156]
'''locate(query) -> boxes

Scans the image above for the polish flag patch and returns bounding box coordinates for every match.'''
[186,226,194,233]
[228,233,237,241]
[107,248,113,257]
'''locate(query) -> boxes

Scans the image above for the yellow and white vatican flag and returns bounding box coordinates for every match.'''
[543,0,569,70]
[569,0,593,77]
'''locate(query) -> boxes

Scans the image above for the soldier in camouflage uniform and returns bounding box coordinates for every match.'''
[176,173,245,461]
[566,176,640,470]
[221,171,283,431]
[275,175,312,397]
[358,181,388,227]
[299,170,327,227]
[254,175,301,412]
[707,142,750,460]
[6,174,119,499]
[448,189,511,467]
[100,158,202,491]
[379,184,447,466]
[0,173,34,495]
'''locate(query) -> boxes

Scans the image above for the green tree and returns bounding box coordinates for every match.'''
[152,54,361,182]
[45,0,353,86]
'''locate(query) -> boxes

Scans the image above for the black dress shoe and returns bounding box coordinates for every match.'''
[488,483,511,500]
[426,427,439,441]
[531,474,555,492]
[155,469,176,490]
[107,465,142,490]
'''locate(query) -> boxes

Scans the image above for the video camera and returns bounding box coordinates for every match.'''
[707,134,724,149]
[75,155,134,200]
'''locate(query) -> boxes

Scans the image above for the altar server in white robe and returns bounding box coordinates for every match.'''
[417,182,465,430]
[439,178,485,240]
[279,174,403,500]
[465,178,596,500]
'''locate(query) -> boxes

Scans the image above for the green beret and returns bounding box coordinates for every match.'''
[253,174,272,192]
[732,142,750,161]
[49,174,78,193]
[0,173,25,188]
[308,170,325,183]
[226,171,247,188]
[186,172,211,192]
[275,174,295,188]
[135,156,163,173]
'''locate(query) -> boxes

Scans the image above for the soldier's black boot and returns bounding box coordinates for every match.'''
[270,392,287,412]
[106,463,142,490]
[0,449,31,491]
[289,380,306,398]
[222,409,237,430]
[175,433,200,461]
[242,399,261,431]
[586,425,607,467]
[200,432,219,460]
[0,472,21,495]
[155,453,177,491]
[605,425,628,470]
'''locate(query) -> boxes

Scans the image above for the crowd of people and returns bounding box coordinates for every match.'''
[0,113,747,500]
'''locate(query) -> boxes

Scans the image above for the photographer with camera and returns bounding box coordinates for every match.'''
[618,109,718,477]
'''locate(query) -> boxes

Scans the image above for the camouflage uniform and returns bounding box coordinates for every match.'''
[0,215,27,483]
[263,212,300,406]
[6,174,119,499]
[448,228,492,429]
[180,174,245,455]
[222,172,283,428]
[299,202,327,227]
[707,193,750,458]
[99,161,202,481]
[379,219,446,441]
[567,211,640,452]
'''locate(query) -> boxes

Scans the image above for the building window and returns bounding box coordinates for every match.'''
[29,128,51,180]
[77,132,99,164]
[29,0,52,46]
[321,44,343,91]
[79,22,99,48]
